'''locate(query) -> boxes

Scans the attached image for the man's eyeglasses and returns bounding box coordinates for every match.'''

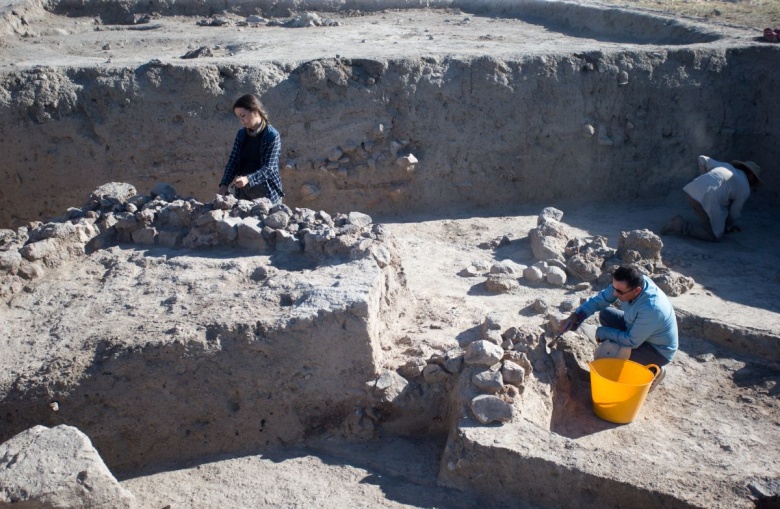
[613,286,636,296]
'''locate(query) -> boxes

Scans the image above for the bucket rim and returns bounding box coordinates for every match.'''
[588,358,656,387]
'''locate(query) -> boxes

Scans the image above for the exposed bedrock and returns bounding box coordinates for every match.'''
[1,45,778,227]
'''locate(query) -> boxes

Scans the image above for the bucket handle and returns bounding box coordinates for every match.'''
[646,364,661,379]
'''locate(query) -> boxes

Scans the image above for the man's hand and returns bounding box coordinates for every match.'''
[560,310,587,334]
[218,185,228,196]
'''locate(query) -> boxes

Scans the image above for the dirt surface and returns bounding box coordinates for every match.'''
[1,1,779,507]
[381,200,780,508]
[596,0,780,32]
[122,438,485,509]
[0,1,751,70]
[4,199,777,508]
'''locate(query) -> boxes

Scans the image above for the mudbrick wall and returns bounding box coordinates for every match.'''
[0,236,420,474]
[0,1,778,227]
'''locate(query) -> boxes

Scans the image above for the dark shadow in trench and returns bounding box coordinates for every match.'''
[547,345,622,439]
[733,364,780,397]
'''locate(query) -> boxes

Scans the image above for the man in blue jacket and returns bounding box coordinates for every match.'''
[562,265,678,387]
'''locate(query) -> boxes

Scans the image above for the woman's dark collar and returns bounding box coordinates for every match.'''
[246,120,267,137]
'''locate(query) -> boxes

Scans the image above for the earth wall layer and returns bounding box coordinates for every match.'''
[0,0,778,226]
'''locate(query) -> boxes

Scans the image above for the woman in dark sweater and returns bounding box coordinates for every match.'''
[218,94,284,204]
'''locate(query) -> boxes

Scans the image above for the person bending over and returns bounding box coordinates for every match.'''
[662,156,762,241]
[218,93,284,204]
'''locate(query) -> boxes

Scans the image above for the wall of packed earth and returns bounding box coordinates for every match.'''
[0,0,778,227]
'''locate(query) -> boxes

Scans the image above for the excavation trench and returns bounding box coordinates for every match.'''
[1,1,779,507]
[0,0,778,228]
[1,227,777,508]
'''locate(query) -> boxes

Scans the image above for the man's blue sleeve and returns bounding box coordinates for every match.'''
[577,285,617,318]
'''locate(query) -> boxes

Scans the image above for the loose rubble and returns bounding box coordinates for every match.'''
[470,395,513,424]
[762,27,780,42]
[465,207,694,297]
[0,182,392,301]
[404,206,698,431]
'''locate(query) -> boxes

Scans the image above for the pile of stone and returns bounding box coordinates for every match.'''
[396,313,542,426]
[466,207,694,297]
[463,320,539,425]
[0,181,394,300]
[278,12,341,28]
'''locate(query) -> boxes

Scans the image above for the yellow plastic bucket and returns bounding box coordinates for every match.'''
[588,358,660,424]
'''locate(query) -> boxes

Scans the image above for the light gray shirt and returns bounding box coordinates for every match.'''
[683,156,750,238]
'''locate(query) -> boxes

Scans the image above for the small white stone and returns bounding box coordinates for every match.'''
[582,124,595,137]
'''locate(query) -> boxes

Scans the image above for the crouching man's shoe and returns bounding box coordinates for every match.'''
[660,215,686,236]
[648,365,666,393]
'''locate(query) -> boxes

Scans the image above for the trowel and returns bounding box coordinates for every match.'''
[546,321,598,354]
[546,317,576,353]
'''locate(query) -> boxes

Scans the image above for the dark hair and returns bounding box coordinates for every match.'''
[233,94,269,123]
[613,265,643,289]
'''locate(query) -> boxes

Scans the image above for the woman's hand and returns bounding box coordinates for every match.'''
[232,176,249,188]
